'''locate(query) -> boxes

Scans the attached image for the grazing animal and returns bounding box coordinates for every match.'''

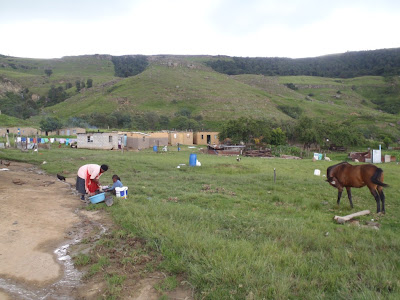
[326,162,387,213]
[57,174,66,181]
[3,161,10,167]
[236,155,241,162]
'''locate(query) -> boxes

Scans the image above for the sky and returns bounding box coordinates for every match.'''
[1,0,399,59]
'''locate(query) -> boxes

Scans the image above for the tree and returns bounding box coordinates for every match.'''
[159,115,170,129]
[383,136,392,149]
[175,108,192,118]
[219,117,272,144]
[145,112,160,130]
[44,69,53,77]
[86,78,93,88]
[270,128,287,145]
[40,117,63,135]
[294,117,320,149]
[75,80,81,92]
[170,116,190,130]
[111,55,149,77]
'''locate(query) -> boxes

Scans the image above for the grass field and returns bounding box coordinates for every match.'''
[1,146,399,299]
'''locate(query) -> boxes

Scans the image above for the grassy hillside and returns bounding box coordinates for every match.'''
[43,62,288,122]
[233,74,400,137]
[0,114,34,127]
[1,54,400,138]
[0,55,116,97]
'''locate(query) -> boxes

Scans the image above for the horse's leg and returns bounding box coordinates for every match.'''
[368,185,381,213]
[346,187,353,208]
[337,187,343,206]
[377,186,385,213]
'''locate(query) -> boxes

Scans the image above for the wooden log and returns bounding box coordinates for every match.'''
[334,210,370,224]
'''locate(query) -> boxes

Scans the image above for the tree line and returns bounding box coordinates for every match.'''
[218,116,389,149]
[111,55,149,77]
[39,108,205,132]
[206,48,400,78]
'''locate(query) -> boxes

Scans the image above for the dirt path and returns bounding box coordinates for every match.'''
[0,162,85,299]
[0,162,193,300]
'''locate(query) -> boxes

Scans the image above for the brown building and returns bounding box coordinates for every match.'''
[0,127,39,136]
[149,132,169,147]
[43,127,86,136]
[169,131,194,145]
[194,132,219,145]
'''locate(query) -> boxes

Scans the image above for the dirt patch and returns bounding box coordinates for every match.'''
[0,162,80,284]
[0,162,193,299]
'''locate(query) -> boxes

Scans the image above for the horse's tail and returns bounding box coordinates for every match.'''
[371,168,388,187]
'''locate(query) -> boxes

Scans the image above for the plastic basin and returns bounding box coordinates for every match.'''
[89,192,105,204]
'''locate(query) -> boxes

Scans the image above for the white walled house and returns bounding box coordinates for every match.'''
[77,132,119,150]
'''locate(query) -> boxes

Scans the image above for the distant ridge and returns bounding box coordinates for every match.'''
[206,47,400,78]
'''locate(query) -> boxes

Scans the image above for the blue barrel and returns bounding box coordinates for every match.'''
[153,145,158,152]
[189,153,197,166]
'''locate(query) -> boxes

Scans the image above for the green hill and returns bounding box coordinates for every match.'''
[0,53,399,139]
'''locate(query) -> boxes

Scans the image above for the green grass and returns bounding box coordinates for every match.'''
[0,114,35,127]
[155,275,179,292]
[1,146,400,299]
[73,253,91,266]
[0,55,116,99]
[2,54,400,139]
[86,256,110,278]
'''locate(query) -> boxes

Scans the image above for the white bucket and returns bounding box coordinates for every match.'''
[115,186,128,198]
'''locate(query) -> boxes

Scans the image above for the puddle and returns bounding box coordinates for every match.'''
[0,209,107,299]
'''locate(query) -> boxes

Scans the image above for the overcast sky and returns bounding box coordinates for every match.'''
[1,0,399,59]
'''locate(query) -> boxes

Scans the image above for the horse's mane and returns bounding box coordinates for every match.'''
[327,161,349,180]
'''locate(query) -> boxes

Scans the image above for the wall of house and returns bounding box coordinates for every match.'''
[0,127,38,136]
[149,137,169,147]
[194,132,220,145]
[44,127,86,136]
[126,136,150,150]
[169,132,194,145]
[77,133,119,150]
[149,133,169,147]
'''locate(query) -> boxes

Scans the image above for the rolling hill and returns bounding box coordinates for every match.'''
[0,52,399,139]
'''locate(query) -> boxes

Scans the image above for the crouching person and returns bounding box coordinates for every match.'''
[104,175,123,195]
[76,164,108,201]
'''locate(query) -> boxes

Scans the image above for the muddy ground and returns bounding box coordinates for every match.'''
[0,162,193,300]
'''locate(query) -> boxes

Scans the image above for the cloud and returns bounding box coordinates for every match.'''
[0,0,399,58]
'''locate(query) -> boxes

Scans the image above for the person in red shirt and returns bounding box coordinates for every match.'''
[76,164,108,200]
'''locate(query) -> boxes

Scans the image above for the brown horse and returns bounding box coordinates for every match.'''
[326,162,387,213]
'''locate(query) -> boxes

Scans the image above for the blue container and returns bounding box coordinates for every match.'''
[189,153,197,166]
[89,192,105,204]
[153,145,158,152]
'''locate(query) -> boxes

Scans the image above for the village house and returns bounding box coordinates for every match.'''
[45,127,86,136]
[124,132,150,150]
[148,132,169,147]
[193,132,220,145]
[0,127,39,136]
[77,132,119,150]
[169,131,194,145]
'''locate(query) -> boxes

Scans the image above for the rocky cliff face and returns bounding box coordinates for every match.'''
[0,76,21,96]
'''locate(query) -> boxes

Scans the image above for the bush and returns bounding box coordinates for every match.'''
[277,105,303,119]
